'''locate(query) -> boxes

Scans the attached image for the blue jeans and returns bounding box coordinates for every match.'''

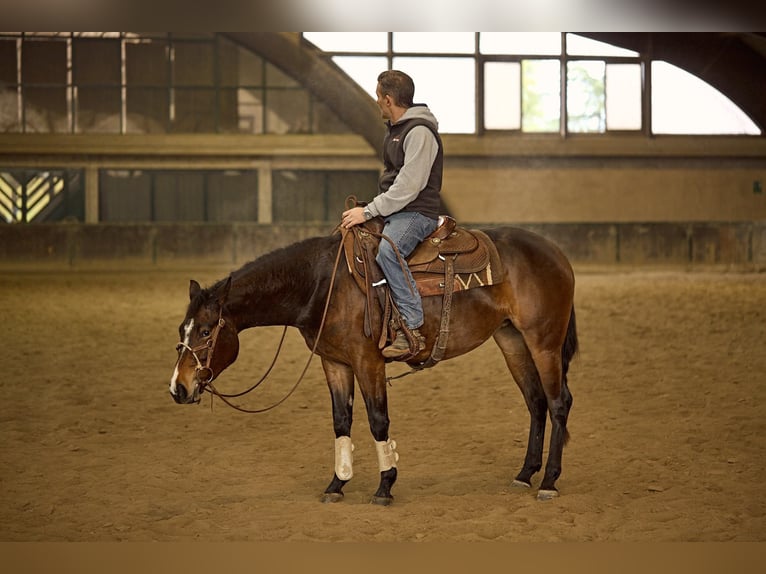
[376,211,438,330]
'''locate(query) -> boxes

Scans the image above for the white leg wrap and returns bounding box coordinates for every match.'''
[375,438,399,472]
[334,436,354,481]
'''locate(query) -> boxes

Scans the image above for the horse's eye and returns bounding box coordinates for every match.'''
[201,329,211,338]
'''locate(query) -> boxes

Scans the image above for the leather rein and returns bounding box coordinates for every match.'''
[176,226,350,414]
[176,197,415,413]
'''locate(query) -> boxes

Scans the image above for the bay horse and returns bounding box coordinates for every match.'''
[169,225,578,504]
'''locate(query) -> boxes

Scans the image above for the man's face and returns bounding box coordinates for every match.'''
[375,84,392,121]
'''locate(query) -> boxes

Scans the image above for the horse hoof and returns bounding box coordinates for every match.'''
[370,495,393,506]
[537,489,559,501]
[512,479,531,489]
[320,492,344,504]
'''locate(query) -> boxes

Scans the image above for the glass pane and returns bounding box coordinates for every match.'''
[126,40,169,86]
[522,60,560,132]
[22,40,67,84]
[0,39,18,84]
[265,63,298,88]
[76,87,121,133]
[326,171,379,214]
[605,63,642,130]
[332,56,388,99]
[0,87,20,132]
[230,87,263,133]
[126,87,168,133]
[310,98,352,134]
[23,87,68,132]
[272,170,326,221]
[219,39,263,87]
[172,88,216,132]
[303,32,388,53]
[567,60,605,133]
[73,38,121,84]
[484,61,521,130]
[265,89,309,134]
[153,172,206,221]
[566,34,639,57]
[480,33,561,55]
[394,33,474,54]
[174,41,214,86]
[652,61,760,135]
[206,171,259,222]
[218,87,264,134]
[99,170,153,222]
[273,170,380,222]
[392,57,475,134]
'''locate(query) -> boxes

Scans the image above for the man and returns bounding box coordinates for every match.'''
[340,70,443,359]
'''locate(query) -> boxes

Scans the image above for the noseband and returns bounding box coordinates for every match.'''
[176,307,226,391]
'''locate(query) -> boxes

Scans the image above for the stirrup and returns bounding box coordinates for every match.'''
[382,328,424,359]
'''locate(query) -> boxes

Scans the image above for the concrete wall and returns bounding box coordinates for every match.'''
[445,164,766,224]
[2,221,764,270]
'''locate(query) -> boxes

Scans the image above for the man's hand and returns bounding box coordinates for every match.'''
[341,206,367,229]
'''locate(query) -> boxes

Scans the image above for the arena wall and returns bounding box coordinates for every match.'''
[1,221,764,270]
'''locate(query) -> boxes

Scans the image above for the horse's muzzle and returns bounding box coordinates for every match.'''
[170,382,201,405]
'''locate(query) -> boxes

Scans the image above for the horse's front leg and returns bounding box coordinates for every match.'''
[320,357,355,503]
[356,359,398,506]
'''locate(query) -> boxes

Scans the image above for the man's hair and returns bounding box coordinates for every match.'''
[377,70,414,108]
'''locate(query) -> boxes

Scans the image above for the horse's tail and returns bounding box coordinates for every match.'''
[560,305,578,445]
[561,305,578,381]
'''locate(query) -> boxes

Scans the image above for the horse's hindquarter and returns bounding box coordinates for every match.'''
[481,227,575,340]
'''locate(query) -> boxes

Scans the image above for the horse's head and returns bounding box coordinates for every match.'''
[169,276,239,404]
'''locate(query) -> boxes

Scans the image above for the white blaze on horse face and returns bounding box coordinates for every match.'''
[334,436,354,481]
[169,319,195,395]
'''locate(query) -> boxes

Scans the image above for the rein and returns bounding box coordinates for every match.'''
[193,226,350,414]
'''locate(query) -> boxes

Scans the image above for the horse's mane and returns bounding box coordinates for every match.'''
[191,232,342,312]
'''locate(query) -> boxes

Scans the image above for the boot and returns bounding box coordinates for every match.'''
[382,328,425,359]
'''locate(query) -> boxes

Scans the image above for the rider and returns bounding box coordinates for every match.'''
[341,70,443,359]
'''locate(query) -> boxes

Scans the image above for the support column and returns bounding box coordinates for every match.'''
[84,165,99,223]
[258,163,272,224]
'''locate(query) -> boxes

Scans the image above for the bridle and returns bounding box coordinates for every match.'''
[175,306,226,393]
[172,222,348,414]
[171,196,388,413]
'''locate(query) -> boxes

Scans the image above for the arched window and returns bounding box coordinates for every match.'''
[303,32,761,136]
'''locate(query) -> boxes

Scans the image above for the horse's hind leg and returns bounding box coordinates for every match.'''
[529,346,573,499]
[493,323,548,488]
[320,357,355,503]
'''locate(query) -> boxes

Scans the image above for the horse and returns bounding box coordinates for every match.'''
[169,224,578,504]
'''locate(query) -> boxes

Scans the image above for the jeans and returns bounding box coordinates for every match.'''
[376,211,438,330]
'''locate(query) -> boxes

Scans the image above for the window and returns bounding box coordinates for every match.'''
[651,61,760,135]
[567,60,605,133]
[392,56,475,134]
[272,170,378,222]
[99,169,259,222]
[484,62,521,130]
[303,32,761,136]
[0,33,336,135]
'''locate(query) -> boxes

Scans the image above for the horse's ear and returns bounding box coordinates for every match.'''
[189,279,202,301]
[217,276,232,306]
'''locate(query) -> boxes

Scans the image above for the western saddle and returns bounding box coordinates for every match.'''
[341,214,503,368]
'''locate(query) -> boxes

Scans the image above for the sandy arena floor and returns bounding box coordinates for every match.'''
[1,265,764,542]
